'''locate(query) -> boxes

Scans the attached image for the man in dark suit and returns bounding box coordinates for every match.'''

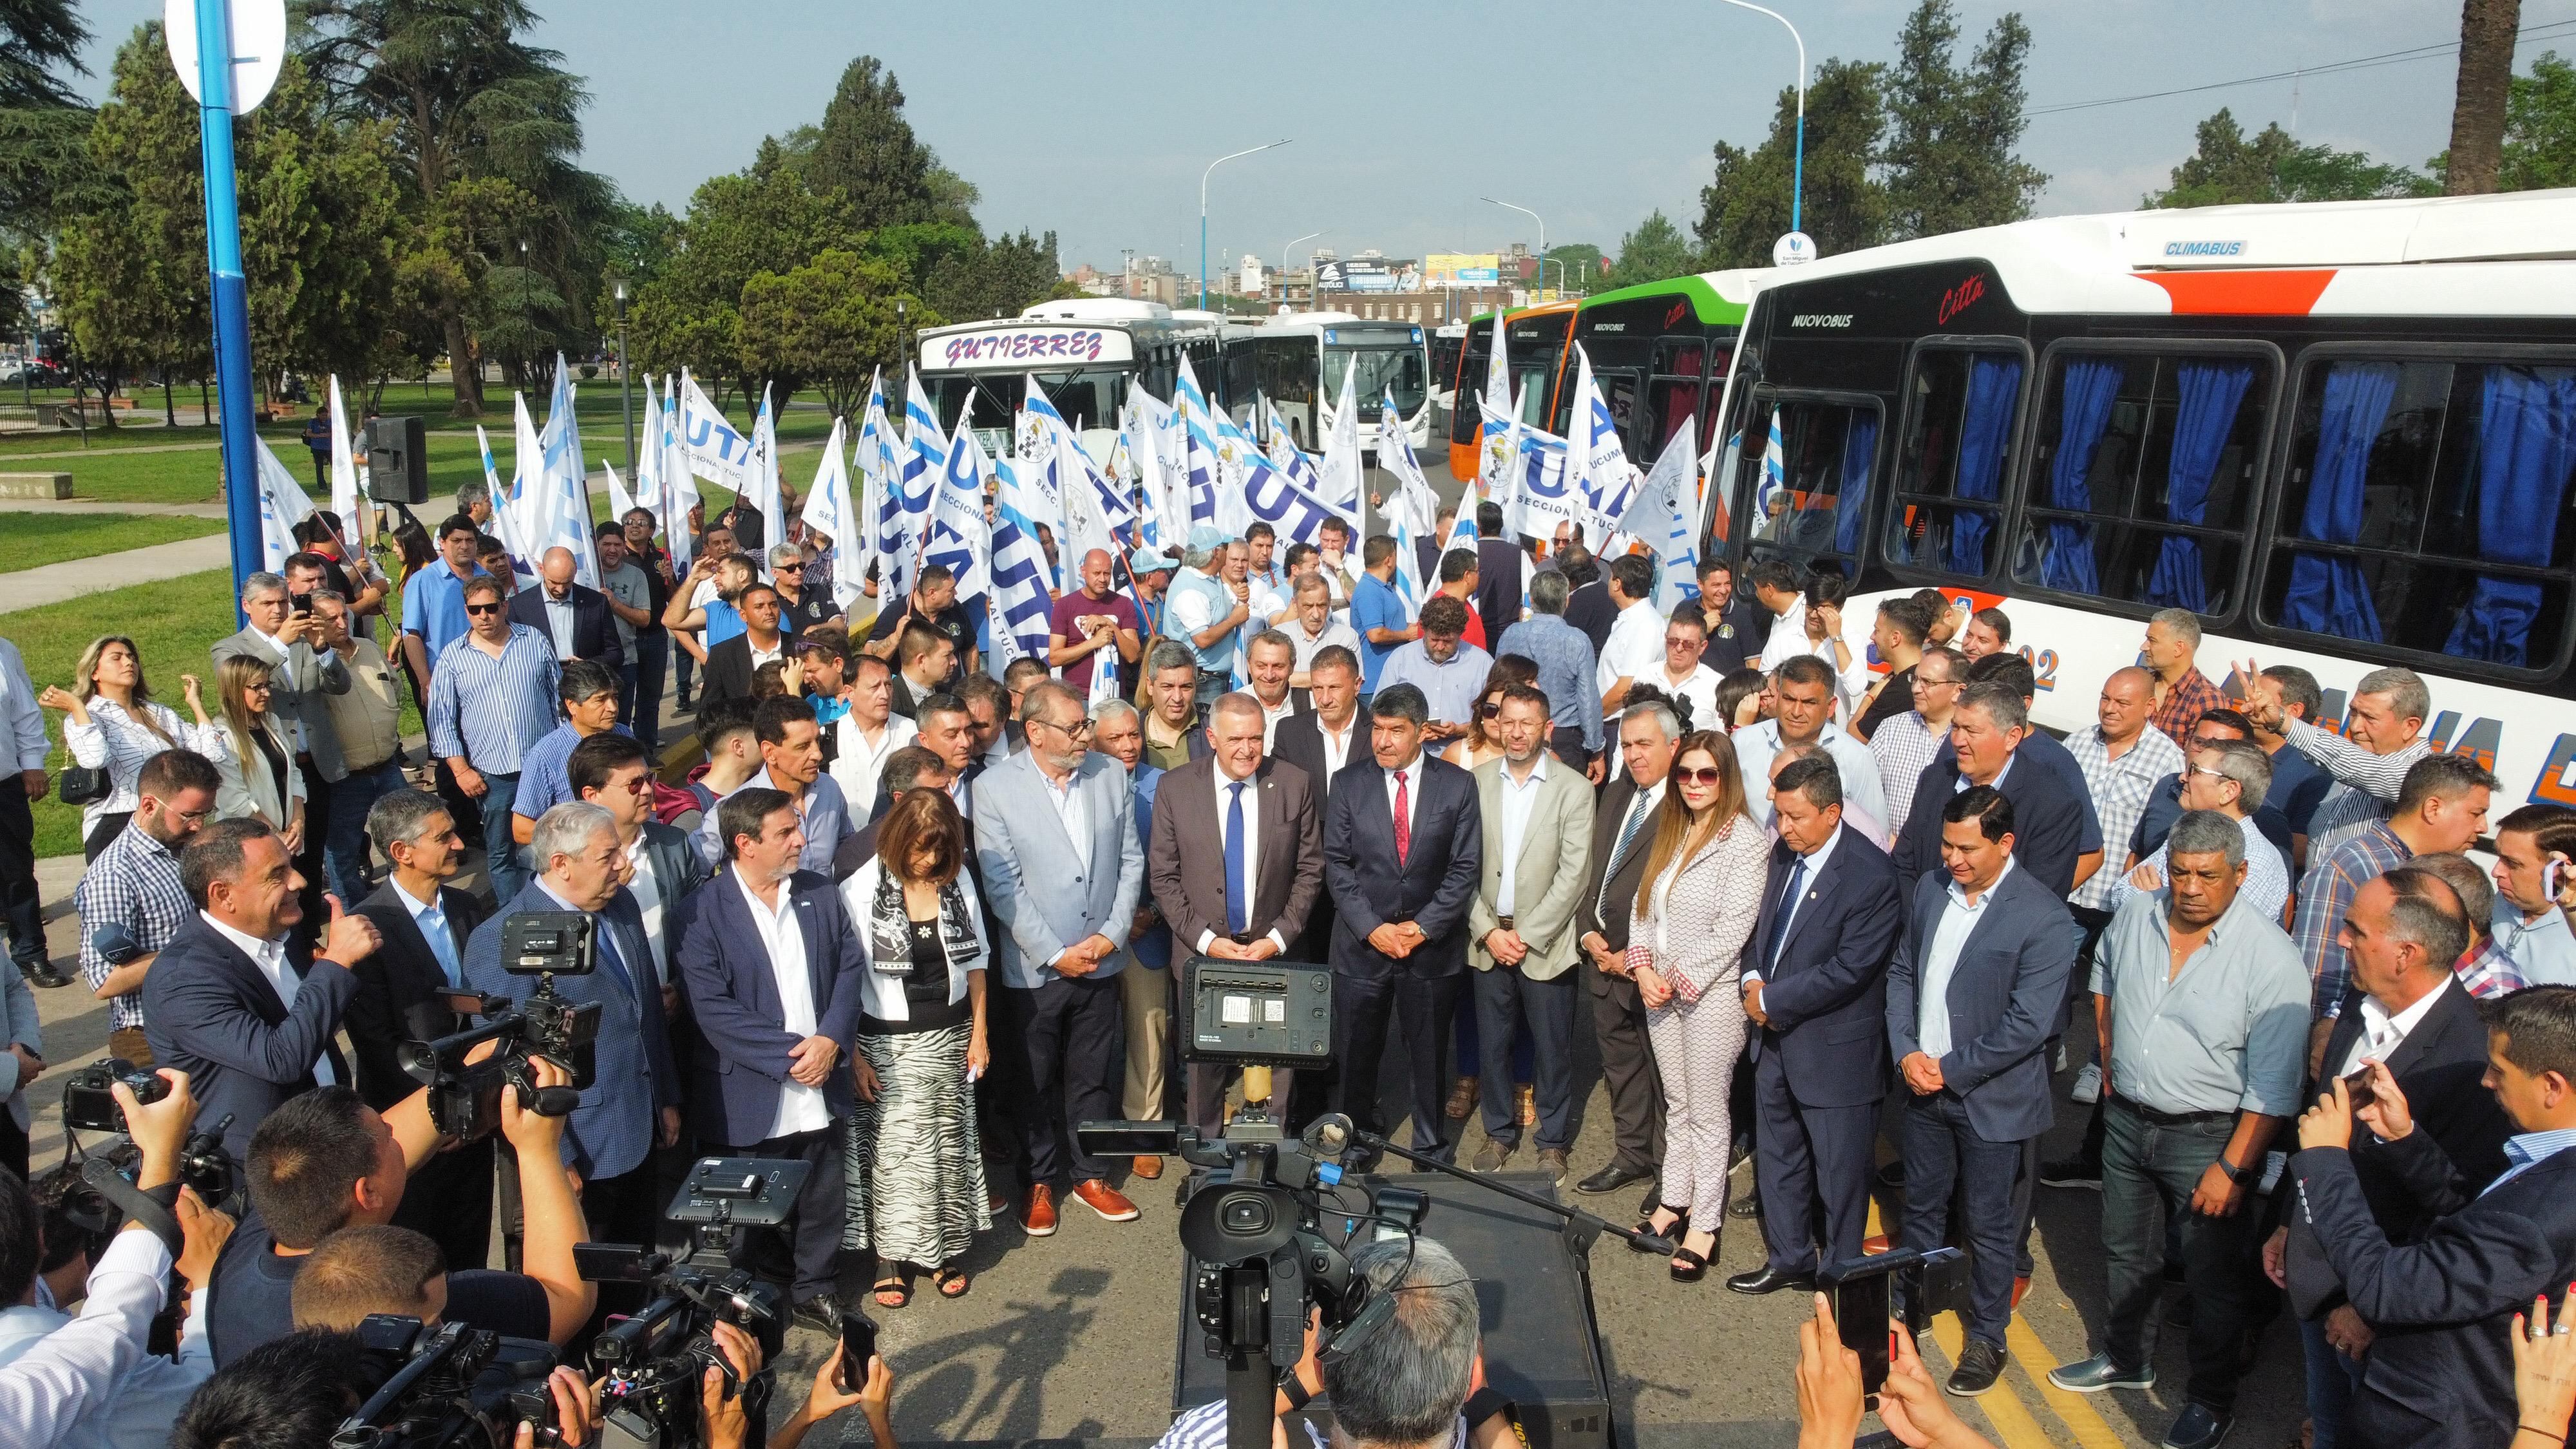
[507,545,625,670]
[1321,683,1483,1166]
[1473,505,1524,648]
[1271,646,1366,967]
[1884,786,2072,1376]
[1892,681,2099,902]
[2289,985,2576,1449]
[1569,699,1680,1203]
[141,817,379,1164]
[697,582,790,710]
[1148,692,1325,1137]
[1728,755,1903,1295]
[672,786,863,1330]
[349,786,495,1272]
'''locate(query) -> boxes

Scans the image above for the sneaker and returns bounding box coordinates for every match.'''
[1535,1148,1571,1183]
[2161,1405,2233,1449]
[1472,1139,1515,1173]
[2040,1157,2103,1190]
[2048,1354,2155,1393]
[1072,1178,1139,1222]
[1021,1183,1059,1236]
[2071,1062,2103,1104]
[1947,1339,2006,1396]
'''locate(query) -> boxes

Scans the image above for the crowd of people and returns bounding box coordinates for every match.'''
[0,481,2573,1449]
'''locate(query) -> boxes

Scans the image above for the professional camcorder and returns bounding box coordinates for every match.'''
[328,1313,569,1449]
[399,912,603,1142]
[572,1157,811,1449]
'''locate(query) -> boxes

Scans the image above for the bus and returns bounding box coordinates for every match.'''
[1218,312,1434,459]
[1701,190,2576,810]
[916,298,1222,462]
[1443,300,1580,480]
[1429,322,1468,422]
[1551,269,1766,465]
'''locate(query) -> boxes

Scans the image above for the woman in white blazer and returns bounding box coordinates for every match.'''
[208,653,305,851]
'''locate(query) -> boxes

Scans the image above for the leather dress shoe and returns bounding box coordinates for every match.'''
[1575,1162,1654,1196]
[1727,1194,1762,1219]
[1021,1183,1059,1236]
[1073,1178,1139,1221]
[792,1291,845,1336]
[1725,1264,1817,1296]
[1132,1154,1164,1180]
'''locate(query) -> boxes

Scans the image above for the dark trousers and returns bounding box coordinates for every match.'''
[434,757,486,853]
[1752,1046,1877,1274]
[625,631,667,759]
[325,761,405,905]
[1330,969,1465,1163]
[392,1135,496,1273]
[674,643,697,706]
[1473,964,1576,1151]
[1585,962,1665,1174]
[0,1113,25,1180]
[1548,726,1593,772]
[996,972,1124,1186]
[709,1126,845,1303]
[2301,1313,2369,1449]
[2100,1100,2259,1412]
[83,812,133,862]
[0,783,44,970]
[1899,1092,2025,1350]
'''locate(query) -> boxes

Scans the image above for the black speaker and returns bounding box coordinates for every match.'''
[366,415,429,503]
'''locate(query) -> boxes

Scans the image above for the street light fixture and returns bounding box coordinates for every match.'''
[613,279,634,469]
[1278,230,1323,305]
[1201,139,1292,310]
[1481,197,1549,298]
[1715,0,1808,236]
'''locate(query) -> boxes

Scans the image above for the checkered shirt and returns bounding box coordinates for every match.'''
[2067,725,2187,911]
[2291,820,2412,1019]
[75,824,192,1031]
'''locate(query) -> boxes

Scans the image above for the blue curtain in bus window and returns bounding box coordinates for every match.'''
[2280,362,2400,642]
[1946,355,2022,576]
[1833,412,1879,556]
[2039,359,2123,594]
[2445,366,2576,666]
[2145,362,2257,614]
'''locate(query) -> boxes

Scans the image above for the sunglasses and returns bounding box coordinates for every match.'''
[1479,701,1502,719]
[774,563,804,573]
[1674,766,1729,786]
[465,601,504,616]
[1663,636,1703,650]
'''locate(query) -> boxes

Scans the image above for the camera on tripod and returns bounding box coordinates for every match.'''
[329,1312,567,1449]
[59,1056,236,1206]
[399,912,604,1142]
[572,1156,812,1449]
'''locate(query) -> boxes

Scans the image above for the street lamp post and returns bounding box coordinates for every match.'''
[1480,197,1548,297]
[1716,0,1807,236]
[614,279,634,469]
[1278,230,1322,305]
[1201,139,1292,310]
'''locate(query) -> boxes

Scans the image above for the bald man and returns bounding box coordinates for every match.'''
[509,545,625,669]
[1049,548,1144,696]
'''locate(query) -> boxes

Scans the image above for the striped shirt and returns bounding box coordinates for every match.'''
[2114,811,2292,925]
[1870,710,1946,837]
[2067,725,2186,911]
[2284,717,2432,854]
[75,824,191,1031]
[1153,1399,1468,1449]
[2291,819,2412,1018]
[2487,1128,2576,1195]
[426,624,562,775]
[62,697,222,824]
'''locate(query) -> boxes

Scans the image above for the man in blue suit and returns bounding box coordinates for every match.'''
[974,680,1148,1235]
[1730,755,1903,1296]
[672,786,864,1331]
[462,800,679,1283]
[143,816,379,1166]
[1884,786,2073,1394]
[1321,683,1483,1166]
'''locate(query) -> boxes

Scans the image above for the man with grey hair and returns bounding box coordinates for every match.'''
[1141,639,1210,773]
[454,480,493,531]
[2233,659,2434,854]
[2121,739,2290,923]
[1280,572,1360,692]
[2405,851,2525,999]
[1892,681,2095,900]
[2142,608,2225,748]
[1570,699,1683,1200]
[2051,810,2306,1449]
[1496,567,1605,774]
[767,541,838,637]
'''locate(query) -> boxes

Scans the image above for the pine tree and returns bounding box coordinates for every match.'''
[1880,0,2047,240]
[2149,108,2430,207]
[1696,59,1889,269]
[804,57,941,232]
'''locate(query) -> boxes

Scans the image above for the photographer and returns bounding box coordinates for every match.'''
[0,1068,234,1445]
[173,1326,598,1449]
[1792,1293,1998,1449]
[206,1056,594,1365]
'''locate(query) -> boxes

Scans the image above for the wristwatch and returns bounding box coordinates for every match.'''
[2217,1157,2254,1186]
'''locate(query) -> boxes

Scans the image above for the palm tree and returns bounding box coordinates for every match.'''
[2445,0,2523,194]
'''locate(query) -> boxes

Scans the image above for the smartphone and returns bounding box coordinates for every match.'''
[2342,1065,2376,1109]
[839,1310,878,1385]
[290,592,314,616]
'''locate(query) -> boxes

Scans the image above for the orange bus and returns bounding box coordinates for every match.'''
[1443,300,1580,481]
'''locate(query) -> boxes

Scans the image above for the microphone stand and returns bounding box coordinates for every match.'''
[1347,1126,1678,1260]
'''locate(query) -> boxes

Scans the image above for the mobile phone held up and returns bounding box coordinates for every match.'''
[840,1309,878,1387]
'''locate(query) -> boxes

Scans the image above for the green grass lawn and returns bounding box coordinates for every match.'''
[0,514,225,573]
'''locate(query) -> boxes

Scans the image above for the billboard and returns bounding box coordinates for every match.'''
[1314,258,1421,293]
[1426,252,1501,287]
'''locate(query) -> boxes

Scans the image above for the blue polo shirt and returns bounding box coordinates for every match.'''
[1349,573,1409,694]
[402,560,486,658]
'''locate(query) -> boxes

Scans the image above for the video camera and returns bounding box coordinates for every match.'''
[399,912,603,1142]
[572,1157,812,1449]
[328,1314,568,1449]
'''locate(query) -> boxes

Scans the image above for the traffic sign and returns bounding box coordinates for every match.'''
[1773,232,1816,267]
[166,0,287,114]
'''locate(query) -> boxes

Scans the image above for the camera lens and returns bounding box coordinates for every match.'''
[1221,1194,1273,1235]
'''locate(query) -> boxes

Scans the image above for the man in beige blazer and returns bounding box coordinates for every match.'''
[1466,683,1595,1179]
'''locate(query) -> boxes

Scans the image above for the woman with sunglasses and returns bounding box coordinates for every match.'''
[1439,654,1538,773]
[209,654,305,851]
[41,635,222,858]
[1630,728,1766,1282]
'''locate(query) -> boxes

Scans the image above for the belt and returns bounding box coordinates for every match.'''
[2110,1097,2233,1127]
[1197,668,1231,681]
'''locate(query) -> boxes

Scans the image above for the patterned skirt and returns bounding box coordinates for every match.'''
[842,1025,990,1267]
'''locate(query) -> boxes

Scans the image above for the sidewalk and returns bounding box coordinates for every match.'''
[0,533,234,612]
[0,498,227,518]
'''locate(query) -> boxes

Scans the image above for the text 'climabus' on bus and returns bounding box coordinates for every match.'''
[1549,269,1766,467]
[916,298,1222,464]
[1444,301,1580,481]
[1219,313,1433,460]
[1703,189,2576,813]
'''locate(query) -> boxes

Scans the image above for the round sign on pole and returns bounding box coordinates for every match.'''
[166,0,288,114]
[1772,231,1817,267]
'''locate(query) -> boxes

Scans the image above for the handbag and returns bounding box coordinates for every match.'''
[57,764,111,807]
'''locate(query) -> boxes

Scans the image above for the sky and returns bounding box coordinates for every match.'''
[67,0,2576,278]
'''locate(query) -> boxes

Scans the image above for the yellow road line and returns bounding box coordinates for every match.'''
[1929,1312,2061,1449]
[2007,1316,2127,1449]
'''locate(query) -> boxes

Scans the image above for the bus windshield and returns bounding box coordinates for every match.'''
[1325,345,1427,419]
[923,368,1130,437]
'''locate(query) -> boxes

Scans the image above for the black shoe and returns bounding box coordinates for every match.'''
[1725,1264,1817,1296]
[1639,1184,1663,1218]
[1727,1194,1762,1219]
[15,959,67,989]
[2161,1405,2233,1449]
[793,1291,844,1336]
[1947,1339,2006,1397]
[1877,1159,1907,1191]
[1630,1208,1687,1253]
[2039,1157,2102,1189]
[1575,1162,1654,1196]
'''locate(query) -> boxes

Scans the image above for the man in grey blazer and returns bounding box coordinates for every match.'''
[1883,785,2074,1394]
[974,679,1148,1236]
[1465,685,1592,1179]
[217,571,350,934]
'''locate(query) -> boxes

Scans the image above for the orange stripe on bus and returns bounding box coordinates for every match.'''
[2138,269,2338,316]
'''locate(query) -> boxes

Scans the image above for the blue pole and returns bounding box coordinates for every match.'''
[1792,111,1805,235]
[196,0,261,628]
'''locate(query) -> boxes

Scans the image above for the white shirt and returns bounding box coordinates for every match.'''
[1653,661,1723,736]
[250,628,310,752]
[1747,826,1844,985]
[1757,594,1808,668]
[1382,752,1427,840]
[1255,693,1298,749]
[1596,599,1664,697]
[1287,616,1361,673]
[1316,715,1359,780]
[624,835,667,986]
[1494,753,1551,916]
[1197,768,1289,954]
[2338,975,2454,1079]
[1918,858,2013,1061]
[1734,719,1891,831]
[200,911,334,1086]
[829,711,918,815]
[748,638,784,672]
[733,874,829,1137]
[0,1229,191,1449]
[1034,761,1095,967]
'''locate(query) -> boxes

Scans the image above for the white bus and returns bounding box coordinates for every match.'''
[1704,189,2576,811]
[916,298,1222,462]
[1218,312,1434,460]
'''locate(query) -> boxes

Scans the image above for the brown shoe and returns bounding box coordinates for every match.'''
[1021,1183,1059,1236]
[1133,1154,1164,1180]
[1073,1178,1141,1222]
[1446,1075,1479,1119]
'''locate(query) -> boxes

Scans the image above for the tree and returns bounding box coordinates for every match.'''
[802,57,941,232]
[1598,213,1698,291]
[923,229,1075,325]
[1880,0,2046,240]
[0,0,95,330]
[2497,51,2576,191]
[738,249,929,419]
[1697,59,1889,269]
[2148,108,2430,207]
[2445,0,2524,194]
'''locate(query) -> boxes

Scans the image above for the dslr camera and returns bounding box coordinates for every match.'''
[399,913,603,1142]
[330,1313,569,1449]
[59,1056,236,1206]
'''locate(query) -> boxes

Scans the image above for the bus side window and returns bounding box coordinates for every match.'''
[1736,393,1881,577]
[1886,348,2024,580]
[2259,357,2576,672]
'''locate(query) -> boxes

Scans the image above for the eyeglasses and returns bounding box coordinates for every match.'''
[1663,635,1703,650]
[1913,675,1958,689]
[465,601,504,616]
[2186,765,2233,782]
[1674,766,1729,786]
[774,563,804,573]
[1034,716,1095,739]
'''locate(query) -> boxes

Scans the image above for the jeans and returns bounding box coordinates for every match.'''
[1898,1092,2025,1351]
[327,761,407,905]
[2099,1100,2260,1412]
[479,770,527,904]
[2301,1311,2368,1449]
[625,631,667,759]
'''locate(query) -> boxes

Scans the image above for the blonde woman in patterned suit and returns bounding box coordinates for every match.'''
[1631,728,1768,1282]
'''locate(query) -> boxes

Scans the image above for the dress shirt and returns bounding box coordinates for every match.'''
[1377,640,1493,726]
[1286,616,1361,674]
[2338,976,2454,1079]
[1917,858,2012,1061]
[1316,716,1359,779]
[2092,887,2311,1117]
[2495,902,2576,987]
[426,626,562,775]
[0,1229,185,1447]
[1651,661,1723,735]
[748,636,784,672]
[1757,595,1808,668]
[0,1273,210,1449]
[2067,725,2187,911]
[540,590,580,659]
[694,767,847,874]
[199,911,335,1086]
[1870,710,1946,838]
[1195,770,1288,954]
[2292,820,2413,1018]
[734,874,829,1138]
[75,826,191,1032]
[63,699,223,824]
[401,561,484,660]
[2287,717,2432,853]
[1383,752,1427,840]
[1595,600,1665,697]
[2115,812,2291,924]
[1734,719,1891,829]
[1596,781,1665,929]
[512,723,628,824]
[2488,1128,2576,1195]
[1493,753,1551,918]
[624,835,667,985]
[1744,827,1843,988]
[1495,614,1604,752]
[829,712,917,815]
[0,638,50,773]
[1254,694,1298,748]
[391,878,464,988]
[1035,762,1092,874]
[2456,937,2530,1000]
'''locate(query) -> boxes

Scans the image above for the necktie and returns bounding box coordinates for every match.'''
[1764,857,1808,970]
[1225,782,1251,936]
[421,899,462,987]
[1599,792,1653,922]
[594,916,636,994]
[1392,770,1412,867]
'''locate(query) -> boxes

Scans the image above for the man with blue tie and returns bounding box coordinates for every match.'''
[1730,755,1904,1295]
[1884,786,2074,1396]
